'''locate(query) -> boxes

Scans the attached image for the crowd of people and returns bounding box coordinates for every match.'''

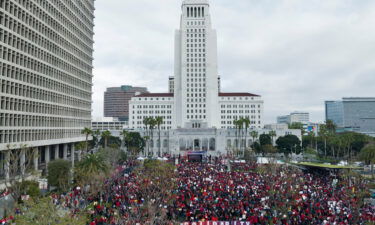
[169,162,375,224]
[2,159,375,224]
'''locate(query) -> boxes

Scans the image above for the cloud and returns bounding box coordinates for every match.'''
[93,0,375,123]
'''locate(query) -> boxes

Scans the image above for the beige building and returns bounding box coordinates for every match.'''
[0,0,95,179]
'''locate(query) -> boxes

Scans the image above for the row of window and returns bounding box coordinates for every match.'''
[0,113,90,127]
[1,0,93,54]
[222,120,261,125]
[133,110,172,115]
[220,110,261,114]
[134,105,172,109]
[0,40,91,81]
[187,58,205,63]
[187,98,206,103]
[186,20,205,26]
[1,80,91,108]
[0,28,91,73]
[187,115,206,119]
[1,96,91,118]
[187,28,205,33]
[0,128,84,144]
[1,62,91,98]
[221,104,261,108]
[14,0,95,40]
[134,98,173,101]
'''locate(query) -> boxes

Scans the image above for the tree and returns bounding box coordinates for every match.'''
[143,117,150,155]
[233,119,240,157]
[101,130,112,149]
[259,134,272,146]
[120,130,129,151]
[123,160,176,224]
[318,124,329,157]
[125,132,145,157]
[91,129,101,149]
[289,122,305,135]
[155,116,164,157]
[14,198,87,225]
[262,144,278,155]
[20,181,40,199]
[81,127,92,154]
[74,153,108,197]
[250,131,258,144]
[326,119,337,134]
[276,135,301,155]
[4,144,38,201]
[47,160,71,192]
[268,130,277,145]
[359,144,375,178]
[76,153,108,175]
[242,118,251,151]
[148,117,157,156]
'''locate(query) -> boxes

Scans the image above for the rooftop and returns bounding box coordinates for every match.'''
[135,93,174,97]
[219,92,260,97]
[135,92,260,98]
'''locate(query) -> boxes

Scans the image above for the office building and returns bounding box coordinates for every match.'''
[0,0,95,179]
[104,85,148,121]
[277,112,310,124]
[325,97,375,136]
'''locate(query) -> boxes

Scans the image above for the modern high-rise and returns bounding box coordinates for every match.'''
[0,0,95,178]
[104,85,148,121]
[277,112,310,124]
[325,98,375,136]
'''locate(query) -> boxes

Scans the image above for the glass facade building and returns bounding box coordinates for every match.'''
[325,98,375,136]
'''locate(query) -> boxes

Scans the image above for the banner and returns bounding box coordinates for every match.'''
[180,222,254,225]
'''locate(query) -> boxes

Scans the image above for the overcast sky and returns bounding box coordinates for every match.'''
[92,0,375,123]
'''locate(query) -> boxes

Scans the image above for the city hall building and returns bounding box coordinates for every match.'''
[128,0,287,157]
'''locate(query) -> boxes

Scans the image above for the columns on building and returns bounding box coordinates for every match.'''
[4,151,10,180]
[77,146,81,162]
[71,144,75,168]
[45,146,50,167]
[20,148,26,176]
[54,145,59,160]
[63,144,68,160]
[33,148,39,171]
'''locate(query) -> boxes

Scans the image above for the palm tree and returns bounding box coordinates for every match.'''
[101,130,112,149]
[326,120,336,134]
[120,130,129,151]
[155,116,164,157]
[143,117,150,155]
[233,119,240,157]
[148,117,157,156]
[359,144,375,178]
[81,127,92,154]
[242,118,250,152]
[318,125,329,157]
[269,130,276,146]
[77,153,108,175]
[250,131,258,145]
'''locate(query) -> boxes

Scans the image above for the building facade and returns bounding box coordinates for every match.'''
[126,0,276,156]
[0,0,95,179]
[277,112,310,124]
[104,85,148,121]
[129,0,264,131]
[325,97,375,136]
[138,126,301,157]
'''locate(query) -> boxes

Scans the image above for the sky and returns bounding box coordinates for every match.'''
[92,0,375,123]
